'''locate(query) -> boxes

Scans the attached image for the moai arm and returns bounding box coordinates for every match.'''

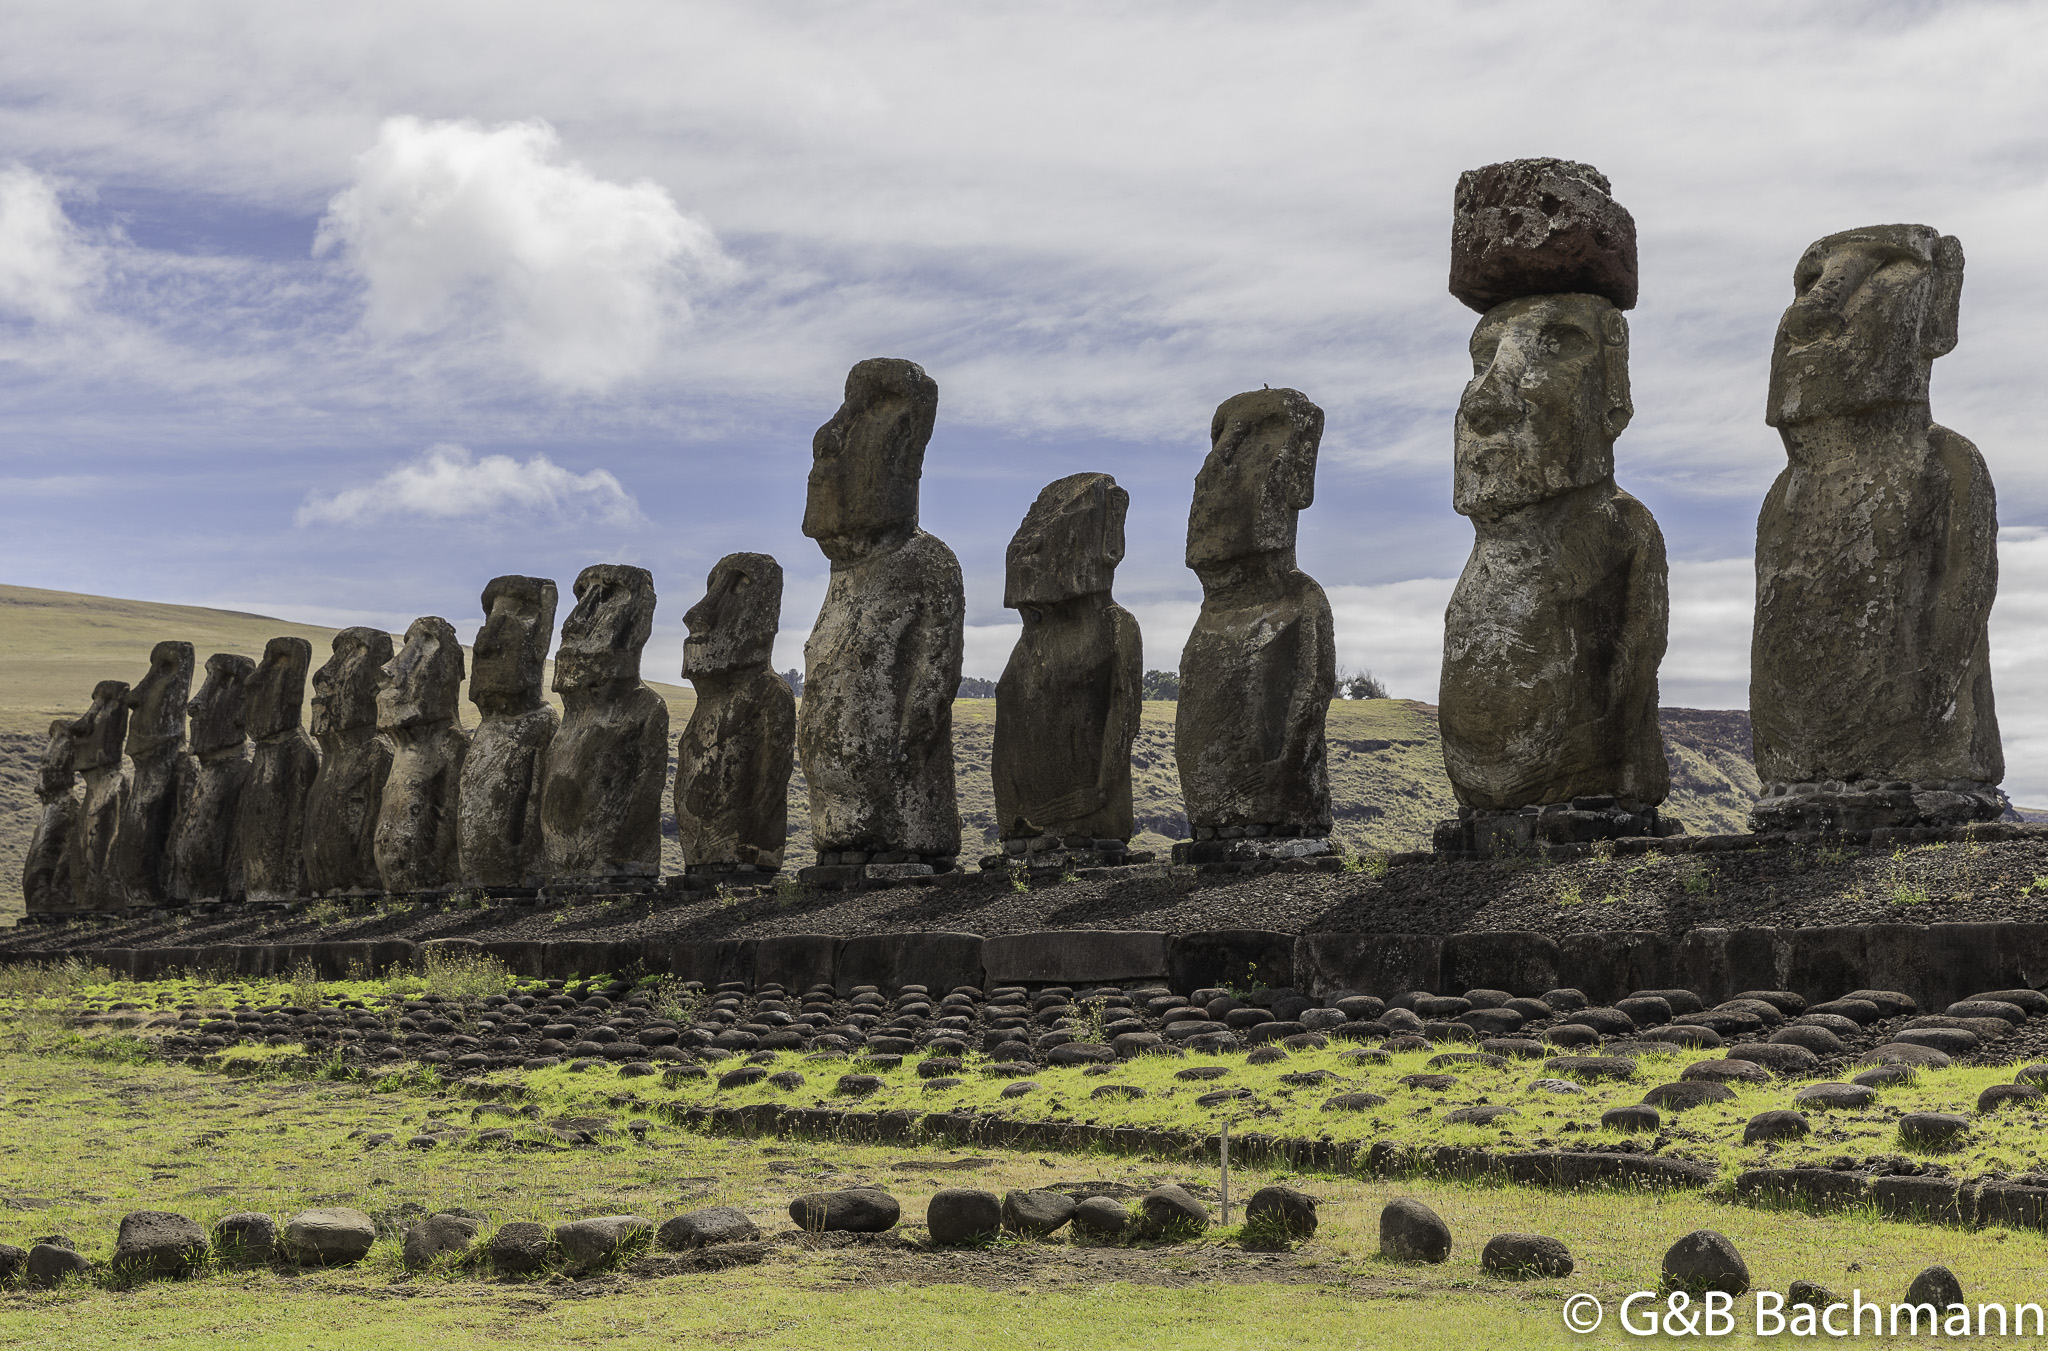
[898,542,965,755]
[1283,580,1338,806]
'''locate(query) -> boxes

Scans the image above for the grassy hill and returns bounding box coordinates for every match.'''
[0,585,1760,920]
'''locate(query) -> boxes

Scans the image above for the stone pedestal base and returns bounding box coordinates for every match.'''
[667,866,781,894]
[981,835,1141,874]
[1750,780,2003,834]
[1171,834,1343,873]
[1433,798,1678,857]
[540,876,661,899]
[796,852,957,890]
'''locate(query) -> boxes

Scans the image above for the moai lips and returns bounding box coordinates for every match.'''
[541,565,667,880]
[1751,225,2000,831]
[994,473,1142,847]
[305,627,394,894]
[676,553,794,874]
[374,616,467,892]
[238,637,320,903]
[797,359,964,869]
[459,576,558,888]
[169,652,255,903]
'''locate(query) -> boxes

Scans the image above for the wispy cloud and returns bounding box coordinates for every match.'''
[0,164,101,322]
[314,117,733,391]
[295,443,641,527]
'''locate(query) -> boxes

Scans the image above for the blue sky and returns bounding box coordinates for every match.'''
[6,3,2048,793]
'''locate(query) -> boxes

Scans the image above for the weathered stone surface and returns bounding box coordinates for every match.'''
[1440,272,1669,821]
[168,653,253,903]
[798,359,964,861]
[552,1215,651,1272]
[1001,1189,1077,1237]
[305,628,394,894]
[460,576,558,888]
[656,1207,759,1249]
[373,616,467,892]
[402,1213,480,1269]
[994,473,1142,844]
[23,718,80,915]
[1071,1195,1130,1238]
[1450,158,1638,313]
[1244,1185,1318,1240]
[1380,1197,1452,1263]
[789,1187,900,1232]
[211,1212,275,1265]
[111,641,196,907]
[1481,1231,1574,1278]
[26,1242,90,1287]
[1133,1185,1209,1241]
[541,565,668,879]
[1752,225,2000,827]
[486,1220,553,1272]
[113,1209,207,1280]
[1662,1229,1749,1295]
[1905,1264,1964,1310]
[926,1188,1003,1245]
[283,1207,376,1265]
[238,638,320,902]
[68,680,130,910]
[677,553,794,872]
[1176,389,1334,838]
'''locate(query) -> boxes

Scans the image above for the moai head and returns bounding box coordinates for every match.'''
[123,640,195,759]
[1006,473,1128,608]
[246,637,312,741]
[310,627,394,739]
[187,653,256,757]
[471,575,558,717]
[802,358,939,563]
[1186,389,1323,570]
[379,616,465,732]
[1453,293,1632,521]
[70,680,130,773]
[1767,224,1963,426]
[37,717,77,797]
[554,564,655,694]
[683,553,782,679]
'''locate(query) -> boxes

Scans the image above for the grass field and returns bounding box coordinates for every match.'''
[2,985,2044,1350]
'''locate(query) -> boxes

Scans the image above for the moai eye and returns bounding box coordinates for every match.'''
[1542,324,1595,359]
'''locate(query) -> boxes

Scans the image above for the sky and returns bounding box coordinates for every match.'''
[4,2,2048,794]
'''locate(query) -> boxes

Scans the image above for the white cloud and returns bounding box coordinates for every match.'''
[314,116,731,391]
[296,443,639,527]
[0,164,99,322]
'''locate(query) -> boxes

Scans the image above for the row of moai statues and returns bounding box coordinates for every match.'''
[21,356,1340,915]
[1433,157,2002,852]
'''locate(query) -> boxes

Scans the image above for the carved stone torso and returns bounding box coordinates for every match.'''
[375,722,468,892]
[240,725,320,901]
[678,668,795,868]
[541,685,668,878]
[169,746,250,903]
[305,727,393,893]
[994,598,1141,841]
[460,707,558,886]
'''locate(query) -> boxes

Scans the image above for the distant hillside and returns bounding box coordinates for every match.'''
[0,585,1762,920]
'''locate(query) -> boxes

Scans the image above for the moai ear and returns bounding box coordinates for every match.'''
[1922,234,1964,360]
[1601,308,1634,439]
[1100,480,1130,568]
[1283,402,1324,512]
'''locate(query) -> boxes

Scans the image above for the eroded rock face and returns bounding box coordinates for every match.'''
[677,553,794,874]
[541,565,667,880]
[305,628,394,894]
[797,359,964,862]
[239,638,320,903]
[67,681,129,911]
[169,652,254,903]
[22,718,81,916]
[374,617,468,892]
[460,576,558,888]
[994,473,1141,844]
[1174,388,1335,841]
[1751,224,2000,831]
[111,641,197,908]
[1450,158,1637,313]
[1439,291,1669,818]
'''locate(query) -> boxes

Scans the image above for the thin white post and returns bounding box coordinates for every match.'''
[1220,1118,1231,1224]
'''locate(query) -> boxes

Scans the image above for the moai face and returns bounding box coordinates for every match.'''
[123,641,195,758]
[1006,473,1128,607]
[187,653,256,757]
[246,637,312,740]
[310,627,394,738]
[71,681,130,773]
[1454,293,1631,522]
[37,718,77,796]
[802,358,939,563]
[554,564,655,693]
[1767,224,1962,427]
[683,553,782,679]
[1186,388,1322,570]
[379,617,465,731]
[471,575,558,716]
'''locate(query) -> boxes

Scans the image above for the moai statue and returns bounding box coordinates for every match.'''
[373,617,468,892]
[1751,225,2001,832]
[239,637,321,902]
[459,576,558,888]
[1173,389,1337,867]
[110,641,197,907]
[22,719,81,918]
[539,565,667,881]
[991,473,1143,870]
[675,553,795,879]
[67,680,129,912]
[1434,159,1671,856]
[168,652,255,903]
[304,627,394,894]
[797,358,965,876]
